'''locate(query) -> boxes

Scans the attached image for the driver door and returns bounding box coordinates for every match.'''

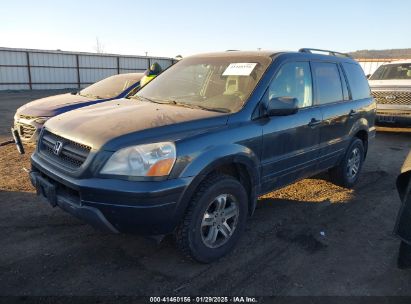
[260,61,322,193]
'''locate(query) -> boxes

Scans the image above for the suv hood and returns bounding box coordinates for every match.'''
[16,93,96,117]
[369,79,411,89]
[44,99,228,150]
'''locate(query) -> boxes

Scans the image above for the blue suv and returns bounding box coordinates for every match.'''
[29,49,376,263]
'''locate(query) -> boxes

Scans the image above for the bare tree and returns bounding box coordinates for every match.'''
[94,37,105,54]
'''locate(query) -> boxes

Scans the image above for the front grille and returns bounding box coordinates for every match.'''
[39,130,91,169]
[17,123,36,139]
[372,90,411,105]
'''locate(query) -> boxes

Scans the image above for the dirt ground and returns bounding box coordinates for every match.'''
[0,91,411,296]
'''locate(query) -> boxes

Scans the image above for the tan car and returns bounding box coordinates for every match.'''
[13,73,143,144]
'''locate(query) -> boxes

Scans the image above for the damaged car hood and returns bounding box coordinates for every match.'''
[44,99,229,150]
[16,93,97,117]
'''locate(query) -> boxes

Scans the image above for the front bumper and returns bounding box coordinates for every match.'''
[31,152,193,235]
[376,104,411,125]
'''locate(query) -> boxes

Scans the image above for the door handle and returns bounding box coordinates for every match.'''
[308,118,322,128]
[349,109,357,117]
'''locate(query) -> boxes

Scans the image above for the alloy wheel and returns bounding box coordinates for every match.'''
[200,194,239,248]
[347,147,361,179]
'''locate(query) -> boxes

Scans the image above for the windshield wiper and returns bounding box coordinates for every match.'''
[162,100,230,113]
[131,96,230,113]
[194,105,230,113]
[130,95,168,104]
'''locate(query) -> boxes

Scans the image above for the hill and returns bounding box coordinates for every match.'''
[349,49,411,59]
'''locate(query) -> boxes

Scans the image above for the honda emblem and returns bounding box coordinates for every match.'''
[53,141,64,155]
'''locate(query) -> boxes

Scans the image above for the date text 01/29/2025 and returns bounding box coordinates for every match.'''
[149,296,258,303]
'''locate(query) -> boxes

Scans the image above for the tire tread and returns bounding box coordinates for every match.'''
[329,138,364,188]
[174,173,238,262]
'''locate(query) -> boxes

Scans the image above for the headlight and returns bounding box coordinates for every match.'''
[100,142,176,177]
[34,117,49,124]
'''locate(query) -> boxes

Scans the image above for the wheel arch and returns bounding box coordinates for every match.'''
[348,118,370,157]
[175,144,260,220]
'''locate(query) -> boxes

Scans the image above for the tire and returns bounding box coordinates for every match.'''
[175,174,248,263]
[398,241,411,269]
[329,138,365,188]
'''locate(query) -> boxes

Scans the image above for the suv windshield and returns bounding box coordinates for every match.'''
[370,63,411,80]
[79,74,141,99]
[133,55,272,113]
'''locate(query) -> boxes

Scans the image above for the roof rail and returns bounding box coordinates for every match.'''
[298,48,352,58]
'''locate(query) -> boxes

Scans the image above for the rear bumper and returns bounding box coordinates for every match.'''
[31,152,193,235]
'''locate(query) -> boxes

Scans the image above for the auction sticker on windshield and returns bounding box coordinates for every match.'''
[223,63,257,76]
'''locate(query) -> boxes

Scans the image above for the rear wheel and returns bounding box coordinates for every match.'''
[175,174,248,263]
[329,138,365,188]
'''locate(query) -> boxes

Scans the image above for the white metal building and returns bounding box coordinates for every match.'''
[0,47,175,90]
[356,58,410,76]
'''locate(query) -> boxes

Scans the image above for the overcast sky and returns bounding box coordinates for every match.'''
[2,0,410,58]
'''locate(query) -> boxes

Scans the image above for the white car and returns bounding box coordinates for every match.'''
[368,60,411,125]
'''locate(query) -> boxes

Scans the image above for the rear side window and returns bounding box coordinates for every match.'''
[312,62,343,105]
[342,63,371,100]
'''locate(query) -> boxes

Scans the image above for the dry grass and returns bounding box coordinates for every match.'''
[261,177,353,204]
[0,144,35,192]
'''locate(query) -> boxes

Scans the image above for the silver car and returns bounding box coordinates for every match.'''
[369,60,411,125]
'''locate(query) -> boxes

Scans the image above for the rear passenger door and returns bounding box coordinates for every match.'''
[311,61,357,170]
[260,61,322,193]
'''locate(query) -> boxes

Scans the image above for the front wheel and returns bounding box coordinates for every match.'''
[175,174,248,263]
[329,138,365,188]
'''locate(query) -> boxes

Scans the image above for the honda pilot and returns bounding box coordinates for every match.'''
[29,49,376,263]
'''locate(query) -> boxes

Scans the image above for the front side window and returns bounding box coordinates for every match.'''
[265,61,313,108]
[133,56,272,113]
[370,63,411,80]
[312,62,343,105]
[79,74,140,99]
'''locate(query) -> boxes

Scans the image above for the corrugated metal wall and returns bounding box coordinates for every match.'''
[0,47,175,90]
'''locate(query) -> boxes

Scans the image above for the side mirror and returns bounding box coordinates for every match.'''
[366,74,371,79]
[266,97,299,116]
[70,90,79,95]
